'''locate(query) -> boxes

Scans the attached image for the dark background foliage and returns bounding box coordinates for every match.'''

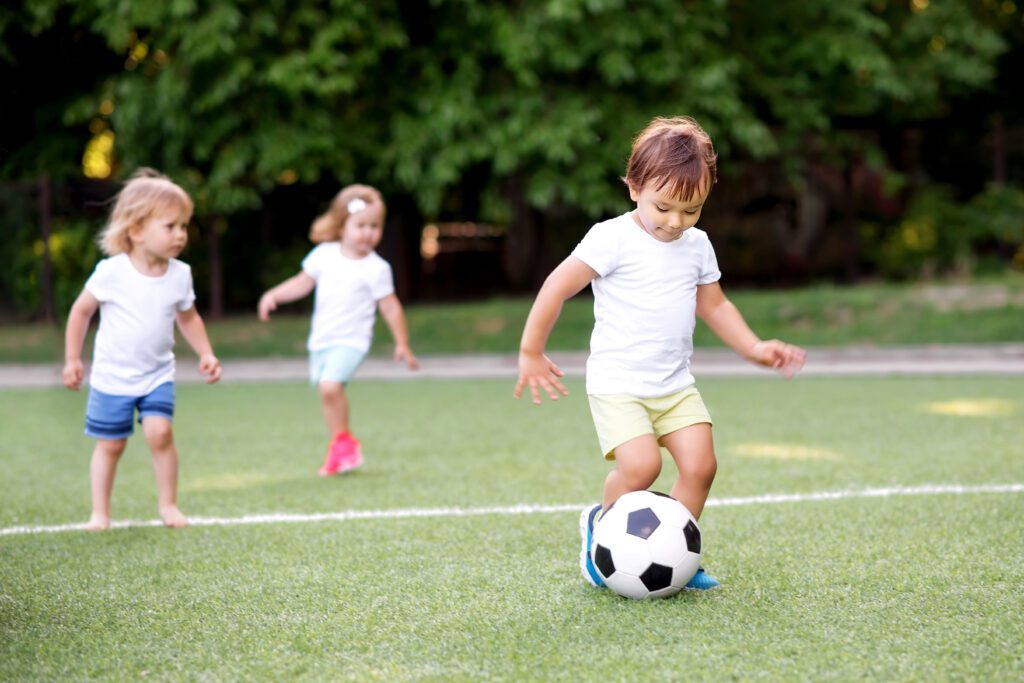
[2,0,1022,320]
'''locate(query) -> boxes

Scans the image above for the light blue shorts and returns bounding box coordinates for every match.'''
[309,344,367,385]
[84,381,175,440]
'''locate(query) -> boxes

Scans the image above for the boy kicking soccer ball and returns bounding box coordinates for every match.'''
[514,116,806,590]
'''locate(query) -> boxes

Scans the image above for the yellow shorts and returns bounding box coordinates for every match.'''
[587,386,713,460]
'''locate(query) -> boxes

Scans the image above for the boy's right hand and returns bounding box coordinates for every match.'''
[514,351,569,405]
[257,293,277,321]
[63,359,84,391]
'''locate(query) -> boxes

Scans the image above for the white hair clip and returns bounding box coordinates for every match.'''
[347,198,368,214]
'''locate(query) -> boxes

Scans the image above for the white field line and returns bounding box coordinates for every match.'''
[2,482,1022,538]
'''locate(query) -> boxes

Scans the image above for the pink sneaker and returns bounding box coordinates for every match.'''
[337,435,363,473]
[318,433,352,476]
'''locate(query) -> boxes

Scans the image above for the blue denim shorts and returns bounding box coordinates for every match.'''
[84,381,175,440]
[309,344,367,385]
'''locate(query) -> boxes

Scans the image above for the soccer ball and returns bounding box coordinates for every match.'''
[591,490,702,599]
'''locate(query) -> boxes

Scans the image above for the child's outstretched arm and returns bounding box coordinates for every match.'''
[696,282,806,379]
[176,307,222,384]
[515,256,597,405]
[258,272,316,321]
[62,290,99,391]
[377,294,418,370]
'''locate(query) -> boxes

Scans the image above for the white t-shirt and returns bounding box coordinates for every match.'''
[571,211,721,397]
[85,254,196,395]
[301,243,395,352]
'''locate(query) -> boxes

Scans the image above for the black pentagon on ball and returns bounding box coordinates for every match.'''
[639,562,674,591]
[594,544,616,578]
[626,507,660,539]
[683,519,701,554]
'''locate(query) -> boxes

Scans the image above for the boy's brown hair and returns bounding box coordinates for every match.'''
[624,116,717,201]
[309,184,385,243]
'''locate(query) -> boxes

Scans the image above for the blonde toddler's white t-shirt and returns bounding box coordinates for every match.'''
[571,211,721,397]
[301,243,395,352]
[85,254,196,395]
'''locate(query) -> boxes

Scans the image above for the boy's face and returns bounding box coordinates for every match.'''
[629,177,711,242]
[131,208,190,260]
[340,203,384,256]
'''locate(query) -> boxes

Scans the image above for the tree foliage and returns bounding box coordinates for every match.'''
[4,0,1008,214]
[0,0,1018,315]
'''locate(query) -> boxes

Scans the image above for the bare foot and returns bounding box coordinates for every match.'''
[160,505,188,529]
[84,513,110,532]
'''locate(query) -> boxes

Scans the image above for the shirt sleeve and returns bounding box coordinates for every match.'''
[371,260,396,301]
[83,259,111,302]
[698,234,721,285]
[178,263,197,311]
[301,245,323,281]
[571,222,619,277]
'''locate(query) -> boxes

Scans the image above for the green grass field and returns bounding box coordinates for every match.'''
[3,275,1024,362]
[2,376,1022,680]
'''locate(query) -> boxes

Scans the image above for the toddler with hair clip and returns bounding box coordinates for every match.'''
[259,184,418,476]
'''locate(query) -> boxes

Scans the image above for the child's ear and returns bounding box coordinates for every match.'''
[628,183,640,202]
[127,222,144,244]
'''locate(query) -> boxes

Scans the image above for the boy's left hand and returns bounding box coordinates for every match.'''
[395,344,419,370]
[749,340,806,379]
[198,354,222,384]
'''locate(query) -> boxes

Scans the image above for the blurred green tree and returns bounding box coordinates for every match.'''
[378,0,1005,285]
[0,0,1013,314]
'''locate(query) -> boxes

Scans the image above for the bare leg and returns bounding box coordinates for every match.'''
[318,381,350,436]
[660,423,717,519]
[87,438,127,531]
[142,417,187,528]
[601,434,662,511]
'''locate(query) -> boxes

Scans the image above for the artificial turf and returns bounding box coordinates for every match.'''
[1,376,1021,680]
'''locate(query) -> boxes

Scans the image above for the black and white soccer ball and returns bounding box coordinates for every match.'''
[591,490,702,599]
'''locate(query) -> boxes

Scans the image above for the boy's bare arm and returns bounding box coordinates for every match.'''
[176,306,222,383]
[258,272,316,321]
[377,294,418,369]
[62,290,99,390]
[696,282,805,378]
[515,256,597,404]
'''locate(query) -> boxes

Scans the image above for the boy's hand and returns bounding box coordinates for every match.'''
[257,293,277,321]
[394,344,419,370]
[514,351,569,405]
[749,340,806,379]
[62,359,84,391]
[198,353,222,384]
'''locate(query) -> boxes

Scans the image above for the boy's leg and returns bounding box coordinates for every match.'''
[660,423,716,519]
[661,423,720,589]
[87,438,127,531]
[142,416,187,528]
[580,435,662,587]
[601,434,663,511]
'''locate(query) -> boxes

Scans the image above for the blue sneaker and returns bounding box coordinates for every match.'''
[684,567,721,591]
[578,504,605,587]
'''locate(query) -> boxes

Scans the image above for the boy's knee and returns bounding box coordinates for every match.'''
[682,452,717,486]
[618,458,661,490]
